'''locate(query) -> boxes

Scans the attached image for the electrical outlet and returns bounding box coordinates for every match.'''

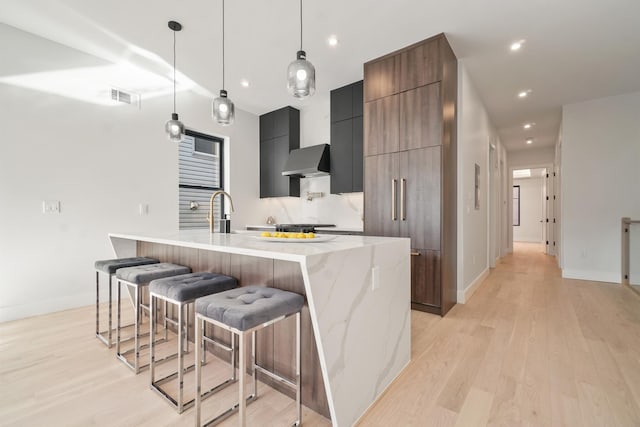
[139,204,149,216]
[42,200,60,214]
[371,266,380,291]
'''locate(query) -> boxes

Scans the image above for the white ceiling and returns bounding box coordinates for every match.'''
[1,0,639,152]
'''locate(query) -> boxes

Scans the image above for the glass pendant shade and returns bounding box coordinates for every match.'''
[212,90,235,126]
[165,20,184,142]
[287,50,315,98]
[165,113,185,142]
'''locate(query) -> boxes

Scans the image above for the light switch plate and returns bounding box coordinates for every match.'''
[42,200,60,214]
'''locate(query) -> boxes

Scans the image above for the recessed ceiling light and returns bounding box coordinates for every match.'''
[510,40,525,51]
[523,122,535,129]
[240,79,250,88]
[328,35,339,47]
[518,90,531,98]
[526,138,534,144]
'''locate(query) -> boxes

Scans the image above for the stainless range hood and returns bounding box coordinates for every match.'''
[281,144,330,178]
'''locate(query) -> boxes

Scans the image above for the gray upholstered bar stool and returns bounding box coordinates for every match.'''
[94,257,159,348]
[194,285,304,427]
[148,272,239,413]
[115,262,191,373]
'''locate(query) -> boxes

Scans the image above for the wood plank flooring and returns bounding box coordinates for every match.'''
[1,242,640,426]
[359,243,640,426]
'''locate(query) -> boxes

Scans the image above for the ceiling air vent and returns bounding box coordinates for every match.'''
[110,87,140,108]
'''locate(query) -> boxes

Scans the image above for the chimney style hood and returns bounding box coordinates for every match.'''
[281,144,330,178]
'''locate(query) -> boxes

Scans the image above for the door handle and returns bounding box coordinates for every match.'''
[391,179,397,221]
[400,178,406,221]
[411,250,421,256]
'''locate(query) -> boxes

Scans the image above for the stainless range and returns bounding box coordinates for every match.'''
[275,224,336,233]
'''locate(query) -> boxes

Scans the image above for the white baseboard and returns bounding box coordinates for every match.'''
[561,269,621,284]
[0,292,94,323]
[457,267,490,304]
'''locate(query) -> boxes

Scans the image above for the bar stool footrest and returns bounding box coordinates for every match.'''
[202,394,257,427]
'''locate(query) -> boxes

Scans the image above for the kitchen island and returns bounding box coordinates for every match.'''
[109,230,410,427]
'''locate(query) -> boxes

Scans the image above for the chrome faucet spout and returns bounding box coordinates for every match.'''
[208,191,235,233]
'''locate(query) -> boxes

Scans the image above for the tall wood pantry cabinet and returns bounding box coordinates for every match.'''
[363,33,457,316]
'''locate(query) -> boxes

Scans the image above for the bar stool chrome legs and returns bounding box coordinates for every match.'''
[148,272,238,413]
[94,257,159,348]
[194,286,303,427]
[95,270,113,347]
[114,263,191,373]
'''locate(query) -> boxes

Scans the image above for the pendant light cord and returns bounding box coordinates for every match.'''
[222,0,225,90]
[300,0,303,51]
[173,28,176,114]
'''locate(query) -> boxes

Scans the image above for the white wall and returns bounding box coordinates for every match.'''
[513,177,544,243]
[456,62,506,303]
[561,91,640,283]
[0,25,265,321]
[508,147,554,168]
[254,92,364,229]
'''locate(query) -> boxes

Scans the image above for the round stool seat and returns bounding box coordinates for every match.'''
[116,262,191,285]
[95,257,159,274]
[150,272,238,303]
[196,285,304,331]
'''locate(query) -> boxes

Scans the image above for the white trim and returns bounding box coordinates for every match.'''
[561,269,620,284]
[457,267,490,303]
[0,292,93,323]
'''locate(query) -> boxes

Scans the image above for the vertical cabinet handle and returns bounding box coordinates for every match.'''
[391,179,397,221]
[401,178,406,221]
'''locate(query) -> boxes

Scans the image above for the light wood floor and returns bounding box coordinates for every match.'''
[2,243,640,426]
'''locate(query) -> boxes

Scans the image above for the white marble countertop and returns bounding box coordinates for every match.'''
[110,229,398,263]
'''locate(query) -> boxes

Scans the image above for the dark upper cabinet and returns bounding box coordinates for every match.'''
[260,107,296,141]
[330,85,353,123]
[260,107,300,198]
[259,141,273,198]
[352,81,363,117]
[330,120,353,193]
[330,80,363,194]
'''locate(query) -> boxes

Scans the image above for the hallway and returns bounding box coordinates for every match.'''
[361,243,640,426]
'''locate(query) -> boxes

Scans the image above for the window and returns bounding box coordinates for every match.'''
[178,130,224,230]
[513,185,520,226]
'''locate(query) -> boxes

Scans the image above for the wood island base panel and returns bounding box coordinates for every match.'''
[109,230,411,427]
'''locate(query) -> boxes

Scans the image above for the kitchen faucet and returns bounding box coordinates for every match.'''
[208,191,235,233]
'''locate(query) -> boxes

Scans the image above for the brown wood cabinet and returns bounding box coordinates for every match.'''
[363,33,457,316]
[363,95,399,156]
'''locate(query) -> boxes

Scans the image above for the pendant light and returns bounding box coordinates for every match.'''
[212,0,235,126]
[287,0,315,98]
[165,21,185,142]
